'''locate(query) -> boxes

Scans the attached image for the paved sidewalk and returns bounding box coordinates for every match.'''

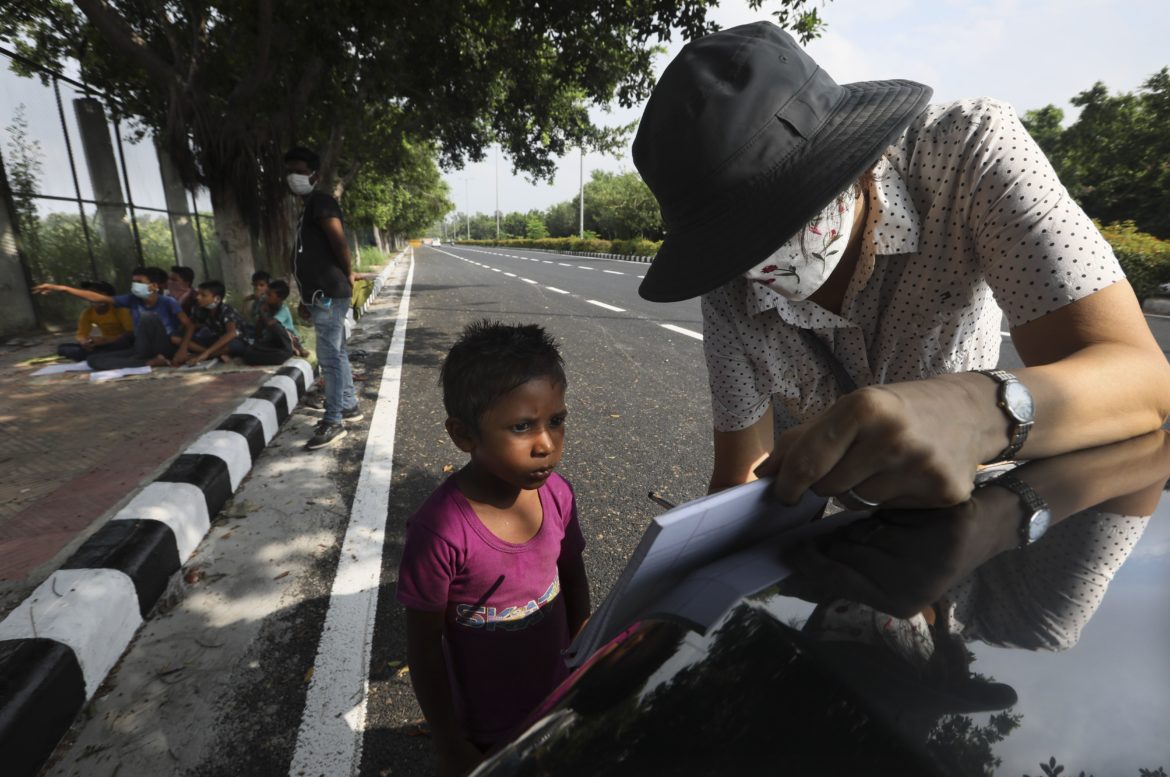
[0,333,280,618]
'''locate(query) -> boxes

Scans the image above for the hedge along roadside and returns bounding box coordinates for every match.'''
[455,236,661,260]
[1096,221,1170,304]
[459,225,1170,301]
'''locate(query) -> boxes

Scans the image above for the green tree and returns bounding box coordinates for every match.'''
[582,170,665,240]
[3,103,43,257]
[1023,68,1170,239]
[501,211,529,239]
[525,213,549,239]
[342,138,454,245]
[6,1,838,296]
[545,200,579,238]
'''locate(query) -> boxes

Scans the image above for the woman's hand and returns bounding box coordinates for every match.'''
[780,489,1020,618]
[32,283,60,295]
[756,374,1001,509]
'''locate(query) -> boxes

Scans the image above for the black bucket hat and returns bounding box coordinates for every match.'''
[634,22,932,303]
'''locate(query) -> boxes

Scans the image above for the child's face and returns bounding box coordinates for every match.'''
[265,289,284,308]
[253,280,268,297]
[463,377,567,491]
[195,288,219,308]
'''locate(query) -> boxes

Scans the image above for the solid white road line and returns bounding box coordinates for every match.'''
[543,260,553,264]
[288,255,415,777]
[577,266,594,270]
[504,272,517,277]
[559,262,572,267]
[546,287,570,294]
[521,278,538,284]
[587,299,625,312]
[491,268,501,272]
[603,270,624,275]
[660,323,703,341]
[1001,331,1010,338]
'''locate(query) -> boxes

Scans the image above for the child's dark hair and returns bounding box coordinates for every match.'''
[199,280,226,299]
[284,146,320,170]
[267,279,290,299]
[441,320,566,432]
[132,266,168,288]
[170,265,195,285]
[251,270,271,284]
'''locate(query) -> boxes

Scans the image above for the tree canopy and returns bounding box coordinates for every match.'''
[3,1,837,292]
[1023,68,1170,239]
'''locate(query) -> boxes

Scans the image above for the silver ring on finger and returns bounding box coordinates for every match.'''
[841,488,882,510]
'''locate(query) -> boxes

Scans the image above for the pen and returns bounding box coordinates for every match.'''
[647,492,676,510]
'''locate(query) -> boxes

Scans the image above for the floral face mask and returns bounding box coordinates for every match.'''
[743,187,858,301]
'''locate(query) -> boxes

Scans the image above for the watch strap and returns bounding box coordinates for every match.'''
[985,471,1049,549]
[975,369,1031,461]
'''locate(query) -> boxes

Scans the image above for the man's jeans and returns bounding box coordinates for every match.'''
[311,298,356,424]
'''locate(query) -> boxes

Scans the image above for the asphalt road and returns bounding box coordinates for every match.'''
[40,245,1170,777]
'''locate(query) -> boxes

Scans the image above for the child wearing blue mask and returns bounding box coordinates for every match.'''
[34,266,195,369]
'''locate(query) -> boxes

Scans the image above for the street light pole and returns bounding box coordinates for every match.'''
[579,146,584,239]
[495,145,500,241]
[464,176,471,240]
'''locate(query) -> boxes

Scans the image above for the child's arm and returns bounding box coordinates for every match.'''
[75,309,92,345]
[172,310,197,364]
[33,283,116,306]
[405,608,484,777]
[558,553,591,639]
[193,321,239,362]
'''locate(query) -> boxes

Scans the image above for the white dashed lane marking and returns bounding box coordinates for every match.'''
[587,300,625,312]
[660,324,703,340]
[436,247,702,345]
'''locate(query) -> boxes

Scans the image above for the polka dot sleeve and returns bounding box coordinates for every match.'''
[961,99,1126,328]
[947,509,1147,651]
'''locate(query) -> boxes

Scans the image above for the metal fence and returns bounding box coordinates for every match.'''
[0,46,221,330]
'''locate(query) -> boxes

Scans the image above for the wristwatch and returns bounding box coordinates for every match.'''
[974,369,1034,461]
[982,471,1052,549]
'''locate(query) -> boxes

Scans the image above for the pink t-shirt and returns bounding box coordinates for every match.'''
[397,472,586,743]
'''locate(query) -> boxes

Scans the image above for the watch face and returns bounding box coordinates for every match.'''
[1003,380,1035,423]
[1028,508,1052,544]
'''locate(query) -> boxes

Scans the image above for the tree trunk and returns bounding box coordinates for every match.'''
[209,185,257,303]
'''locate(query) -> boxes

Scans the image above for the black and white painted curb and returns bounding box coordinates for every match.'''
[0,358,313,777]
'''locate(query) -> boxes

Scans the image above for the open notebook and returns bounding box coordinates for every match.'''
[565,479,862,667]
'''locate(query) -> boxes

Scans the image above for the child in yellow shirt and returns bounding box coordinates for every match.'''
[56,281,134,361]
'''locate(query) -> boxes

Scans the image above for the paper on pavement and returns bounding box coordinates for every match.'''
[31,362,92,376]
[90,366,152,382]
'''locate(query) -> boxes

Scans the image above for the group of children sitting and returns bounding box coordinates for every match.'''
[34,266,307,370]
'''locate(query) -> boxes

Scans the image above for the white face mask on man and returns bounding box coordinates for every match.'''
[743,187,859,301]
[287,173,314,196]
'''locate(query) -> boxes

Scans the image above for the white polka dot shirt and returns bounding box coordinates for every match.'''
[947,509,1147,651]
[702,98,1126,433]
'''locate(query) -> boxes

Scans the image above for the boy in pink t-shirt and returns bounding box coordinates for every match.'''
[398,320,591,776]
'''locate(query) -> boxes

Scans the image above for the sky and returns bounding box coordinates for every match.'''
[441,0,1170,219]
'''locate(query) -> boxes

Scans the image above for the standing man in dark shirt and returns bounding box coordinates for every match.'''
[284,146,363,449]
